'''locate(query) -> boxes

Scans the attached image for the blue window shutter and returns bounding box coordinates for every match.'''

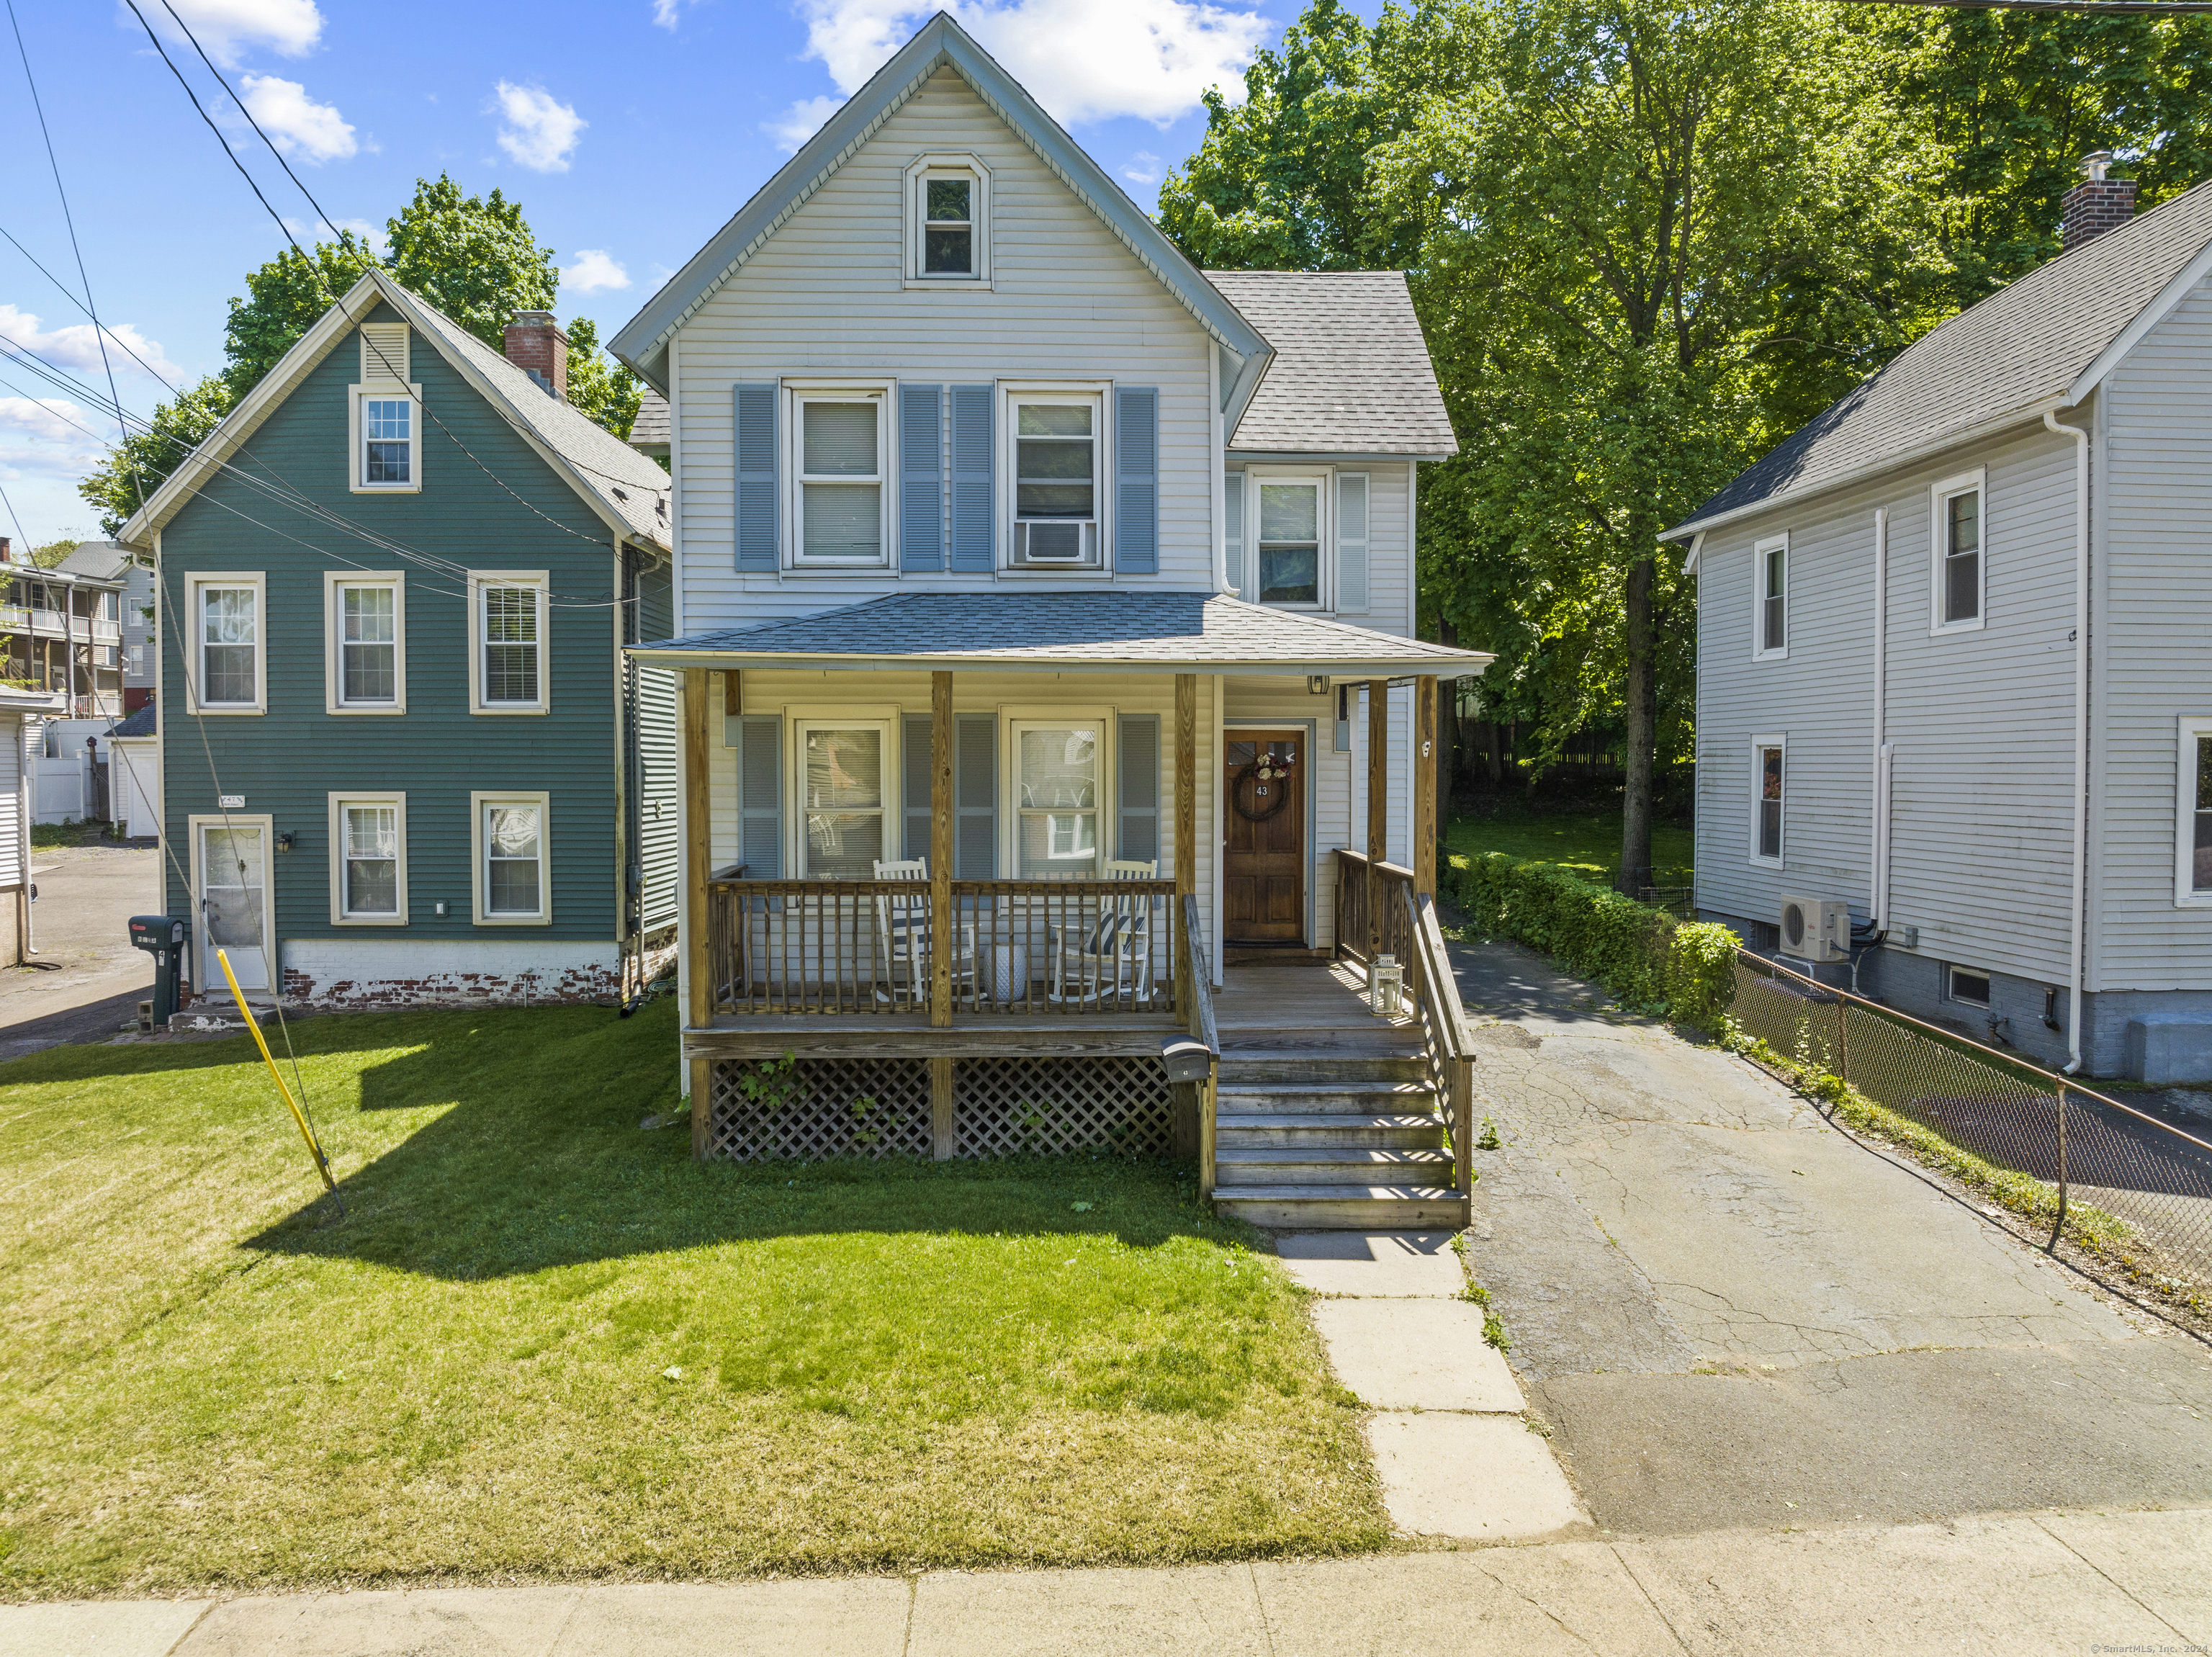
[737,714,781,877]
[1223,470,1244,594]
[1115,385,1158,574]
[734,383,778,572]
[902,713,934,859]
[955,712,996,877]
[1336,472,1369,612]
[950,384,994,572]
[900,384,944,572]
[1118,714,1159,866]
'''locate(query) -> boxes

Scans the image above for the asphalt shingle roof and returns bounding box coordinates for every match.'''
[629,387,670,452]
[1674,179,2212,534]
[56,542,130,582]
[105,704,156,738]
[1205,270,1457,457]
[637,591,1489,673]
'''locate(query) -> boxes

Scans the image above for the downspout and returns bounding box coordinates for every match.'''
[2046,407,2092,1073]
[1871,508,1892,930]
[1209,346,1229,596]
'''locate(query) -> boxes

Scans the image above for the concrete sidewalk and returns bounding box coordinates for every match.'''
[6,1506,2205,1656]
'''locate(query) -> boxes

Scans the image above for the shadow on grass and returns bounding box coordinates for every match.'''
[204,998,1241,1281]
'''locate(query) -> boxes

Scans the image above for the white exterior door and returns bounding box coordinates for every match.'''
[194,818,271,992]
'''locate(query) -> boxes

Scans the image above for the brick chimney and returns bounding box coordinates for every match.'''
[0,536,11,565]
[503,311,568,401]
[2062,152,2138,252]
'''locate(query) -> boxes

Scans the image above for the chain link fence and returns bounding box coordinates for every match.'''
[1732,953,2212,1308]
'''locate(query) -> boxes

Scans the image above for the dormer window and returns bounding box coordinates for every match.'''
[906,156,990,286]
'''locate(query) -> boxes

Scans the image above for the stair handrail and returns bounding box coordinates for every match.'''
[1183,895,1220,1195]
[1403,887,1477,1199]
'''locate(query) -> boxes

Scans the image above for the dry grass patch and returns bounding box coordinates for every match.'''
[0,1000,1385,1596]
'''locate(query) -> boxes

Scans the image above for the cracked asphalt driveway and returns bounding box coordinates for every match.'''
[1450,933,2212,1536]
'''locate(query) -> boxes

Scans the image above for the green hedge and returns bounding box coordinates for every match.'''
[1442,852,1738,1029]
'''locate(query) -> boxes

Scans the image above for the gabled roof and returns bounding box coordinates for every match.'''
[606,12,1272,398]
[1205,271,1458,457]
[57,541,133,582]
[104,703,156,738]
[120,269,671,553]
[629,387,670,455]
[1670,176,2212,541]
[630,590,1491,678]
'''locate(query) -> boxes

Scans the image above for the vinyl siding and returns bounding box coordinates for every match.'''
[671,67,1218,629]
[1696,417,2083,984]
[156,300,625,950]
[2093,277,2212,989]
[1222,462,1411,637]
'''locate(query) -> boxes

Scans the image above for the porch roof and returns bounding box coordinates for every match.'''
[629,591,1492,678]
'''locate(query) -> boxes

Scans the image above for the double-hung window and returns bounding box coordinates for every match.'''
[1751,734,1786,865]
[325,572,405,713]
[797,722,889,877]
[906,155,989,284]
[1010,395,1102,567]
[1931,470,1984,632]
[468,571,547,714]
[191,573,264,713]
[329,793,406,925]
[789,389,889,567]
[1256,477,1326,606]
[472,792,549,923]
[1014,720,1103,878]
[351,322,419,493]
[2176,717,2212,905]
[1754,534,1788,657]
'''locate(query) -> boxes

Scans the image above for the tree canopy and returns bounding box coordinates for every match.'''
[563,316,643,442]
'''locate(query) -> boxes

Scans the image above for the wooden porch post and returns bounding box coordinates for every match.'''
[1414,675,1438,900]
[930,671,956,1158]
[1366,677,1388,962]
[683,668,713,1160]
[1174,673,1197,1015]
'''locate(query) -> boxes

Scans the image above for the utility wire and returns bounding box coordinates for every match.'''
[0,221,184,396]
[1837,0,2212,10]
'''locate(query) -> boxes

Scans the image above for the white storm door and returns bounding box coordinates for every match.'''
[196,819,272,992]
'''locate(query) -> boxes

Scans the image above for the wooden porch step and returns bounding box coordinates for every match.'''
[1215,1113,1447,1149]
[1216,1081,1437,1114]
[1211,1184,1470,1230]
[1215,1146,1454,1185]
[1217,1051,1429,1085]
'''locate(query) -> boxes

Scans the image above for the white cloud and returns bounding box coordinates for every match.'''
[1122,151,1161,187]
[238,74,359,163]
[767,94,842,152]
[0,398,103,482]
[652,0,689,27]
[0,396,89,446]
[793,0,1267,127]
[282,215,385,251]
[562,249,631,294]
[147,0,323,68]
[491,81,586,173]
[0,305,184,385]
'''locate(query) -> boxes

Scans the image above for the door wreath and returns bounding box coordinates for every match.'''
[1232,752,1295,822]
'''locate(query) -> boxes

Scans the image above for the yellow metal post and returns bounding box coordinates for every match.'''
[216,948,336,1193]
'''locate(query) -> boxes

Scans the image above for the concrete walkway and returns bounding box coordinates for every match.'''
[1446,935,2212,1535]
[6,1506,2207,1654]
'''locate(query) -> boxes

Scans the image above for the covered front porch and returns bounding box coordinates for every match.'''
[642,592,1485,1214]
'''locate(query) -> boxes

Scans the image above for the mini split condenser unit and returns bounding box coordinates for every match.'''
[1778,895,1853,964]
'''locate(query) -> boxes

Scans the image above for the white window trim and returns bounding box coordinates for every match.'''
[1000,381,1112,575]
[1003,706,1114,877]
[1749,732,1786,868]
[328,791,409,926]
[470,790,552,926]
[1752,531,1789,661]
[783,380,894,572]
[2175,716,2212,907]
[185,571,266,715]
[790,714,897,878]
[467,570,549,715]
[1929,466,1987,635]
[323,570,407,715]
[1946,964,1993,1006]
[348,382,424,495]
[903,152,992,288]
[1247,466,1334,611]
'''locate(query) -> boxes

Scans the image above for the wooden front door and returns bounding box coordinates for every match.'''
[1224,732,1305,944]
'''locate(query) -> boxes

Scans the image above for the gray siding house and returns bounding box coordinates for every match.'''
[118,271,680,1007]
[1672,169,2212,1083]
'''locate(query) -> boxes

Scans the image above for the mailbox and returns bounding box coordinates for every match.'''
[128,914,189,1027]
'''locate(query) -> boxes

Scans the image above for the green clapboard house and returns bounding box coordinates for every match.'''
[117,270,678,1008]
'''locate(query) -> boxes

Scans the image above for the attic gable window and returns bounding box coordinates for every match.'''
[351,322,421,495]
[906,155,991,286]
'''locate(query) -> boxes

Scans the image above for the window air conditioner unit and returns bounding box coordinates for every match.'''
[1778,895,1852,964]
[1012,521,1096,567]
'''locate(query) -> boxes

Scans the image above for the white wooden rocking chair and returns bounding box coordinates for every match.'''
[872,857,976,1007]
[1047,859,1159,1007]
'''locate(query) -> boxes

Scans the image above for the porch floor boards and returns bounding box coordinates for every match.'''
[1213,959,1421,1054]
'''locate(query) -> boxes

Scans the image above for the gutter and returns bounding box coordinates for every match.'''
[1871,508,1893,931]
[2045,407,2092,1074]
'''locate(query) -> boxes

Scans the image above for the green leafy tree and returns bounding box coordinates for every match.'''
[26,535,86,569]
[563,316,642,440]
[76,376,236,536]
[1370,0,1946,888]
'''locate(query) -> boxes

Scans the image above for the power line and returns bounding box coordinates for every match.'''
[0,221,184,395]
[1835,0,2212,11]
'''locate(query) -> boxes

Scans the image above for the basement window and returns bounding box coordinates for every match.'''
[1947,966,1992,1007]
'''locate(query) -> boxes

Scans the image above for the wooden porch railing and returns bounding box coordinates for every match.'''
[1332,847,1417,970]
[706,875,1180,1018]
[1183,894,1220,1193]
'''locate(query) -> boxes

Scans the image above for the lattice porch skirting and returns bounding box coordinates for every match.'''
[704,1056,1174,1162]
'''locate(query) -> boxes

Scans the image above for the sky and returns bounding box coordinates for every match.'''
[0,0,1363,550]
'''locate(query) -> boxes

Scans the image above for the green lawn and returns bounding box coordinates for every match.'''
[1446,804,1694,882]
[0,1000,1384,1597]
